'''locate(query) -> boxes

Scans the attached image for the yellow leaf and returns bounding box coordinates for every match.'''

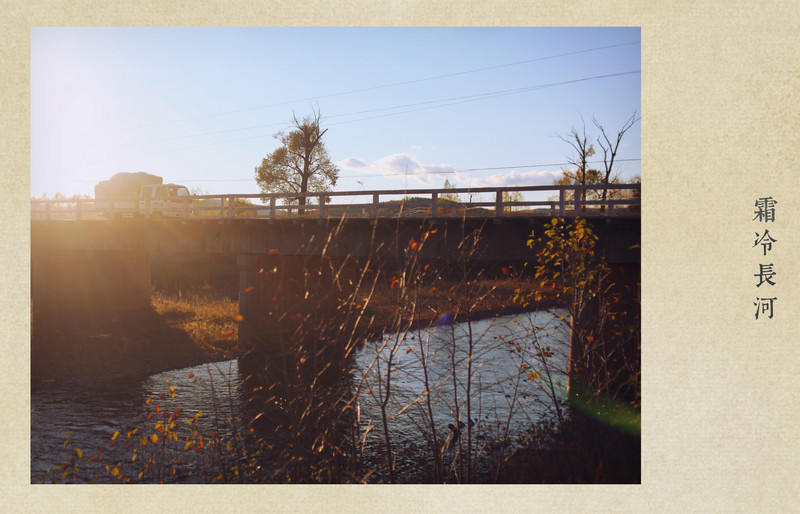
[140,437,148,447]
[534,372,540,381]
[150,434,158,444]
[112,467,119,477]
[234,313,244,322]
[75,448,83,459]
[111,431,119,441]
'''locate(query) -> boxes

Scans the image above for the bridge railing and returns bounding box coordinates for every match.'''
[30,184,640,221]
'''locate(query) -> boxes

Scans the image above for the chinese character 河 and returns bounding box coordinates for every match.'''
[754,297,776,319]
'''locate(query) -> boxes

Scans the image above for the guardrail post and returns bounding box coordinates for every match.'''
[559,189,565,216]
[371,193,379,222]
[318,195,326,220]
[228,196,234,220]
[495,190,503,222]
[269,196,276,222]
[430,192,438,222]
[573,188,580,216]
[45,202,51,221]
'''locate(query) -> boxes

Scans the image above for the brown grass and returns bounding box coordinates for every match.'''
[151,291,241,360]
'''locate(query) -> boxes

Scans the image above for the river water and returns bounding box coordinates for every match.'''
[31,309,570,483]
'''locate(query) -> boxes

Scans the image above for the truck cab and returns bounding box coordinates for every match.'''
[139,184,192,218]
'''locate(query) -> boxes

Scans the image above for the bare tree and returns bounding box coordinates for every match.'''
[593,112,640,211]
[558,118,595,207]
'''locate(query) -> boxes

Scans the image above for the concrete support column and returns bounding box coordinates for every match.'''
[236,253,353,354]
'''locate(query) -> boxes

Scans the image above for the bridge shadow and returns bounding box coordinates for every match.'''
[31,305,211,386]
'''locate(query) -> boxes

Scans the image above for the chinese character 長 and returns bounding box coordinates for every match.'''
[754,263,777,287]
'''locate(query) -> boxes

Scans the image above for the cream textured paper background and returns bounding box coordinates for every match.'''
[4,2,799,511]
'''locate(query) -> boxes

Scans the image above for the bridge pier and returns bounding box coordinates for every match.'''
[236,253,356,393]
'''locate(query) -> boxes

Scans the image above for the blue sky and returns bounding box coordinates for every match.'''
[31,27,640,201]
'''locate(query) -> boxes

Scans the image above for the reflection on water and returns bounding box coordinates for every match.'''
[31,361,243,483]
[353,309,570,480]
[31,310,569,483]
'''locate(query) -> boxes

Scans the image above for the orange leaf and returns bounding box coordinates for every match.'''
[202,284,213,290]
[268,249,280,255]
[390,278,399,288]
[234,313,244,322]
[449,285,457,292]
[187,373,194,378]
[245,286,255,293]
[405,348,412,354]
[150,434,158,444]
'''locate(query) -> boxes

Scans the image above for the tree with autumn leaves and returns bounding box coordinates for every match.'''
[254,109,339,211]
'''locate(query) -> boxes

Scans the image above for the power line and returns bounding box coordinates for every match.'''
[37,158,641,190]
[98,70,640,160]
[338,158,642,178]
[114,40,639,132]
[168,158,642,182]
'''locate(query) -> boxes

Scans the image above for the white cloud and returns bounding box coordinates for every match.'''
[338,152,565,189]
[337,152,455,186]
[456,169,563,188]
[338,156,368,168]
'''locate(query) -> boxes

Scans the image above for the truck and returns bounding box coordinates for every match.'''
[94,172,192,219]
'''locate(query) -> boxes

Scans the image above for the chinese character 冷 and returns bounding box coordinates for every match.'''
[754,230,777,255]
[754,263,777,287]
[753,197,777,222]
[754,297,776,319]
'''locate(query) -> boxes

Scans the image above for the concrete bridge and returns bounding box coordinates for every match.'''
[31,185,639,383]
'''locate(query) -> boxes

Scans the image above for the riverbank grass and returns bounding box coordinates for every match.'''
[151,291,240,360]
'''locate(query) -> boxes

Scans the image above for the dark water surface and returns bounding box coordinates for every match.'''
[31,310,569,483]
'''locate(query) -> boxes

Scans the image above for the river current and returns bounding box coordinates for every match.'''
[31,309,570,483]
